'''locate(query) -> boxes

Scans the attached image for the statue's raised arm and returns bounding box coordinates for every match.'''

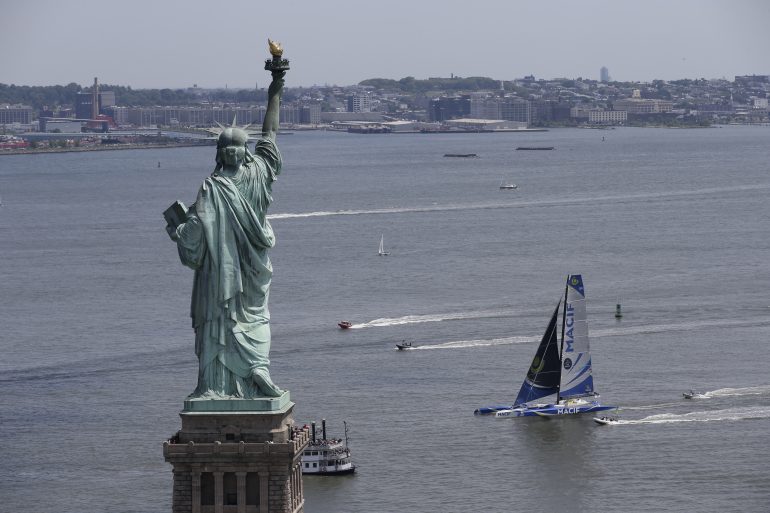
[263,39,289,140]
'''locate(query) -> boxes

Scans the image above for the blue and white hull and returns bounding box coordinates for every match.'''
[475,399,615,418]
[503,401,615,417]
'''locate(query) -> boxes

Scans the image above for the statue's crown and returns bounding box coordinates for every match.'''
[217,127,249,147]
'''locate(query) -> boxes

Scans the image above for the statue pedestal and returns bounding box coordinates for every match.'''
[164,393,308,513]
[184,394,292,414]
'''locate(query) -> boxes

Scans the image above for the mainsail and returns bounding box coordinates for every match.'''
[513,304,562,406]
[558,275,596,399]
[474,274,615,417]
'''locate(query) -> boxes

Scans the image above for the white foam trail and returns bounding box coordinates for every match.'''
[346,310,770,334]
[624,406,770,425]
[621,402,681,411]
[703,385,770,398]
[345,313,770,352]
[350,309,516,329]
[413,336,536,350]
[269,183,770,220]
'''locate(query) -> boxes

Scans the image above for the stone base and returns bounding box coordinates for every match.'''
[165,399,308,513]
[179,400,295,444]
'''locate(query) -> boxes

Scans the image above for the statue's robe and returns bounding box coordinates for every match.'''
[174,138,281,398]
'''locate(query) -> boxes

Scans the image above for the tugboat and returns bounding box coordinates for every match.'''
[301,419,356,475]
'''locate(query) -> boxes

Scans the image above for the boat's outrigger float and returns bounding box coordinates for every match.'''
[475,275,616,418]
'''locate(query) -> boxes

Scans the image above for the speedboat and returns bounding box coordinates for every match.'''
[396,340,413,350]
[338,321,352,329]
[683,389,706,399]
[593,416,620,425]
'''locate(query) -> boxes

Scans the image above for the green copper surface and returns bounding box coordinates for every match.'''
[166,61,287,401]
[183,392,292,412]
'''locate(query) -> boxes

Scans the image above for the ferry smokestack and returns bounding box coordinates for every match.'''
[322,419,326,440]
[311,421,316,442]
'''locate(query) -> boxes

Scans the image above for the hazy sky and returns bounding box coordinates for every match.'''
[2,0,768,89]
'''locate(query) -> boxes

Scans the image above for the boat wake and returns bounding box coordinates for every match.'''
[618,406,770,425]
[699,385,770,399]
[348,313,770,351]
[349,308,518,329]
[269,183,770,221]
[413,336,536,350]
[346,311,770,335]
[621,402,682,411]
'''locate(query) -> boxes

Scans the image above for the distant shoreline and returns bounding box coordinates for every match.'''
[0,141,212,156]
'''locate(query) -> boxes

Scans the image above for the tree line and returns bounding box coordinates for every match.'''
[0,83,277,110]
[1,76,506,110]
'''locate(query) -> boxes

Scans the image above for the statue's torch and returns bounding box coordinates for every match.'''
[265,39,290,73]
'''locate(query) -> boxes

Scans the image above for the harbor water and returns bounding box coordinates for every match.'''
[1,126,769,512]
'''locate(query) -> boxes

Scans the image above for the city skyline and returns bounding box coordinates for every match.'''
[1,0,769,89]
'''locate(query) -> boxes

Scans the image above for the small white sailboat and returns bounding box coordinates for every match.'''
[378,235,390,256]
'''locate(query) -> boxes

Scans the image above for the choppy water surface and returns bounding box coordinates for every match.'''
[1,126,769,512]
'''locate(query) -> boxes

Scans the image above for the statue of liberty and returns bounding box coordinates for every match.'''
[165,41,289,399]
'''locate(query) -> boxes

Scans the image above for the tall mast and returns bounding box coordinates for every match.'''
[556,275,569,404]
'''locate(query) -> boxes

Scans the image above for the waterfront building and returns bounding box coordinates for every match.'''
[570,106,592,120]
[43,120,83,132]
[300,104,321,124]
[75,90,115,119]
[500,98,531,124]
[280,104,301,124]
[588,109,627,124]
[552,102,573,122]
[429,96,471,122]
[104,106,129,126]
[470,94,501,120]
[444,118,526,130]
[123,106,266,127]
[347,93,371,113]
[0,104,33,125]
[320,111,384,123]
[613,97,673,114]
[529,100,553,123]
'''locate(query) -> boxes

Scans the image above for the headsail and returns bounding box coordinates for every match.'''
[559,275,596,399]
[513,304,562,406]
